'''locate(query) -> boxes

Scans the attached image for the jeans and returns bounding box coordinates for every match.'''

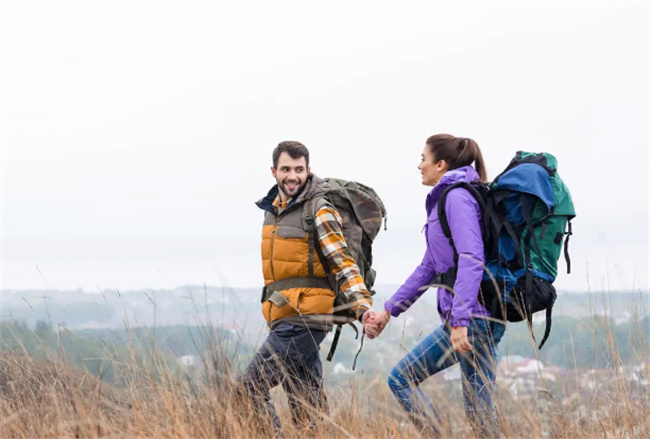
[238,323,327,433]
[387,318,505,438]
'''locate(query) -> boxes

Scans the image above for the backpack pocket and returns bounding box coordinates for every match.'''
[507,275,556,322]
[525,214,568,278]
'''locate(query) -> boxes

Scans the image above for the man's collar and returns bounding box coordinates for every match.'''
[255,185,279,213]
[272,194,288,209]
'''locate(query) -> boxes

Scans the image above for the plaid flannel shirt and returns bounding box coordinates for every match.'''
[273,196,372,317]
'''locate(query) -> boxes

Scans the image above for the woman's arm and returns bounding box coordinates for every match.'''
[383,251,437,318]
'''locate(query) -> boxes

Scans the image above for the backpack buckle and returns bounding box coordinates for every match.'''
[268,290,289,308]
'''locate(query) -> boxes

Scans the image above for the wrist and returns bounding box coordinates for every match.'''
[450,316,470,328]
[359,306,373,322]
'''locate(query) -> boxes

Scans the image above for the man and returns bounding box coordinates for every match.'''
[238,140,377,432]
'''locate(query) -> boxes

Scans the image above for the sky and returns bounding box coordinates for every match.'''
[1,1,648,294]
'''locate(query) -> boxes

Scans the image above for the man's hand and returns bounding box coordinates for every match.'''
[361,309,376,330]
[451,326,472,353]
[363,309,390,339]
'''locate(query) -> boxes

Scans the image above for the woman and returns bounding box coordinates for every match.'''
[367,134,505,439]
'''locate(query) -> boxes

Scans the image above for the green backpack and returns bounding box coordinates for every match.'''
[438,152,575,348]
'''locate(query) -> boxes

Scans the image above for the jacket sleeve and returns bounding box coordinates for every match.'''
[384,251,436,317]
[445,188,485,327]
[314,205,373,318]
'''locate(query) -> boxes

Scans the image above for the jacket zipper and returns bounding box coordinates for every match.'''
[268,199,304,283]
[269,215,280,282]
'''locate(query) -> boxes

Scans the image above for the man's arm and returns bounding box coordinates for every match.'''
[313,205,372,319]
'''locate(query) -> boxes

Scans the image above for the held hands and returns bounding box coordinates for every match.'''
[450,326,473,353]
[362,309,390,339]
[362,311,473,352]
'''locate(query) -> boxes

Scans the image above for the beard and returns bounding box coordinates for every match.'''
[278,177,306,199]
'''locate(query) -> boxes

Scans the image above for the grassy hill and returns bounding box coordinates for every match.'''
[0,304,648,438]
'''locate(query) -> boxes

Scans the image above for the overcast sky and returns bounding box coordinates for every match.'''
[1,1,648,294]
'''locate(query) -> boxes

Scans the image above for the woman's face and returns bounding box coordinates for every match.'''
[418,146,448,187]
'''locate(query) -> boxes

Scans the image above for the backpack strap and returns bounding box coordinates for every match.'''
[522,233,536,341]
[519,193,554,349]
[521,234,552,350]
[538,305,553,349]
[564,219,573,274]
[438,184,459,264]
[264,277,333,297]
[519,194,542,256]
[304,199,318,278]
[438,182,486,264]
[326,323,364,371]
[327,323,362,368]
[483,190,525,268]
[482,196,500,257]
[437,182,486,325]
[326,325,342,362]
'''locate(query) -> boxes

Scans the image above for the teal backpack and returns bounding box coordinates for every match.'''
[438,151,576,348]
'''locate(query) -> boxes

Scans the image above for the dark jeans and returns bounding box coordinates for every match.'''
[387,318,505,439]
[238,323,327,432]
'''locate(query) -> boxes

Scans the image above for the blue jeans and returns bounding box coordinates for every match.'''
[387,318,505,438]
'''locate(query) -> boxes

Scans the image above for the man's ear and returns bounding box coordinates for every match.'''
[271,166,276,178]
[307,167,311,175]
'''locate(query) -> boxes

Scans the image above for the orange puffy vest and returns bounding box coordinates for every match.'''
[258,175,336,325]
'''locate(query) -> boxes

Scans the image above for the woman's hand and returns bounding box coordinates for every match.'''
[451,326,472,353]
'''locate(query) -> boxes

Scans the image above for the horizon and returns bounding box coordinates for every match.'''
[2,283,648,295]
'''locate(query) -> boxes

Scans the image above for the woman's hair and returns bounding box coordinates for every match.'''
[425,134,487,182]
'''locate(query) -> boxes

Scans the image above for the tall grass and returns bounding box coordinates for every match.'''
[0,293,648,439]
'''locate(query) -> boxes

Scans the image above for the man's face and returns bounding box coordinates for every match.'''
[271,152,310,201]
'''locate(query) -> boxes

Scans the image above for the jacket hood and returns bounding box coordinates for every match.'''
[426,165,480,213]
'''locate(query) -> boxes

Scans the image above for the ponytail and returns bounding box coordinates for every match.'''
[426,134,488,182]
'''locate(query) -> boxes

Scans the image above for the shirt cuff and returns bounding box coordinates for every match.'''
[449,316,470,327]
[384,301,401,318]
[355,303,371,321]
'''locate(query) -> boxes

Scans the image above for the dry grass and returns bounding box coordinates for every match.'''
[1,286,649,439]
[0,325,648,439]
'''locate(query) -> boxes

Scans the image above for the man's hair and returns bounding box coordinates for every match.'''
[272,141,310,169]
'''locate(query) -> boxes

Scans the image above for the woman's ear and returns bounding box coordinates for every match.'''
[436,160,448,173]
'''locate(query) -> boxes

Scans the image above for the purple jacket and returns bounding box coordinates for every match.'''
[384,165,488,327]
